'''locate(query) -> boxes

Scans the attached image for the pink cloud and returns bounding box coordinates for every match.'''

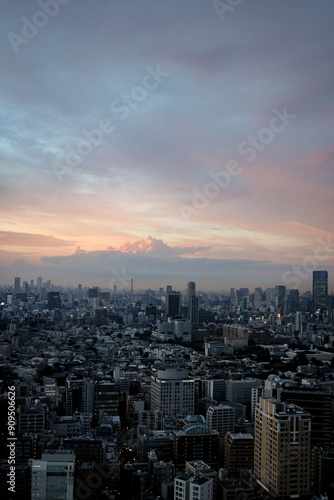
[113,235,209,256]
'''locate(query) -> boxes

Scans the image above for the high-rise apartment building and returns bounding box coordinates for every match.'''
[151,369,195,417]
[313,270,328,310]
[254,398,311,499]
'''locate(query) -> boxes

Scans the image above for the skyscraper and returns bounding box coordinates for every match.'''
[254,397,311,498]
[275,285,286,309]
[189,296,199,324]
[187,281,196,302]
[166,291,181,317]
[37,276,42,289]
[14,276,21,293]
[313,270,328,310]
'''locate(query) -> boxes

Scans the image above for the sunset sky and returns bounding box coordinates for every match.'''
[1,0,334,291]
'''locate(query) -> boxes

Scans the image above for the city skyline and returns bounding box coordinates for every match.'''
[1,1,334,290]
[3,270,332,297]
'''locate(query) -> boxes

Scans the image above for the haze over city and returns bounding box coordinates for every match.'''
[1,1,334,289]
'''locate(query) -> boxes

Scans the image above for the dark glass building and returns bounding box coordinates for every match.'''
[313,270,328,310]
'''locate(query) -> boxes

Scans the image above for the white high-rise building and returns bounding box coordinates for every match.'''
[151,369,195,417]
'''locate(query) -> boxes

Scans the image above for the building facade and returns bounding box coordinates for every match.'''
[254,397,311,499]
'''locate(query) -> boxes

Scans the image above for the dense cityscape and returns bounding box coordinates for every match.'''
[0,272,333,499]
[2,1,334,499]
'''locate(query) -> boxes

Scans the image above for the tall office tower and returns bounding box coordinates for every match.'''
[254,398,311,499]
[254,287,262,307]
[206,404,235,440]
[151,368,195,417]
[47,291,61,310]
[166,291,181,317]
[166,285,173,293]
[287,289,300,313]
[46,279,51,290]
[224,432,254,478]
[30,279,34,288]
[265,287,276,305]
[295,311,303,335]
[280,387,332,448]
[187,281,196,298]
[14,276,21,293]
[275,285,286,309]
[189,295,199,324]
[37,276,42,289]
[29,450,75,500]
[22,280,29,292]
[187,281,196,313]
[313,270,328,310]
[131,277,133,294]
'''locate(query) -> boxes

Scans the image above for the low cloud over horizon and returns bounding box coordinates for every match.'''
[1,235,333,292]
